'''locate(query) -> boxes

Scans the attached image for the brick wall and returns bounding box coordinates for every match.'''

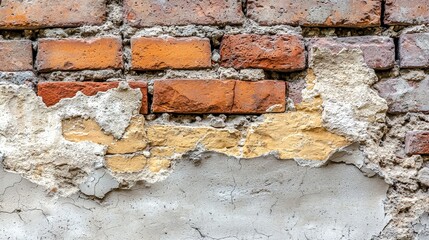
[0,0,428,151]
[2,1,429,238]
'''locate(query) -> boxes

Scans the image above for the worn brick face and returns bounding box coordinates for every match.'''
[220,34,305,72]
[131,37,211,70]
[247,0,381,27]
[0,0,106,29]
[38,82,148,114]
[374,76,429,113]
[37,38,123,72]
[385,0,429,25]
[152,80,286,114]
[308,37,395,70]
[405,131,429,155]
[0,40,33,71]
[124,0,244,27]
[399,33,429,68]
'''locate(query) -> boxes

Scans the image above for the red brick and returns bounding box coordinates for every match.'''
[38,82,149,114]
[124,0,244,27]
[399,33,429,68]
[405,131,429,155]
[0,0,106,29]
[152,80,286,114]
[308,37,395,70]
[220,34,305,72]
[0,40,33,71]
[131,37,211,70]
[385,0,429,25]
[247,0,381,27]
[37,38,123,72]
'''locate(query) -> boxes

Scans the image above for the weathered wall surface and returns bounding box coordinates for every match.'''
[1,0,429,239]
[0,154,389,240]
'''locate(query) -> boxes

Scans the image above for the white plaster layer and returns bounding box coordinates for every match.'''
[0,83,141,196]
[304,48,388,142]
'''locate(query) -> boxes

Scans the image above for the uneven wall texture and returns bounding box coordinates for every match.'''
[1,0,429,239]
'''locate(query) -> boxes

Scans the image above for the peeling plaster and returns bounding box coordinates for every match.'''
[304,48,388,142]
[2,46,425,238]
[0,48,388,197]
[0,82,142,196]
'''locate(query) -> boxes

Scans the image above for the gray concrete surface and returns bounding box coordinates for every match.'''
[0,153,388,240]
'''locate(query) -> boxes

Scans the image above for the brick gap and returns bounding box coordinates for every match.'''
[241,0,248,16]
[374,70,397,81]
[393,37,400,62]
[0,30,27,40]
[120,32,129,76]
[147,88,154,114]
[27,30,40,78]
[302,27,387,38]
[211,34,222,67]
[264,70,307,81]
[132,69,165,75]
[380,0,387,27]
[31,41,38,75]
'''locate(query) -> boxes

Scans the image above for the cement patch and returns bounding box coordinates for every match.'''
[0,153,388,240]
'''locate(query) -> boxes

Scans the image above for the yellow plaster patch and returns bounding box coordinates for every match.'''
[105,154,147,173]
[62,97,349,173]
[63,116,147,154]
[242,98,349,160]
[146,126,242,157]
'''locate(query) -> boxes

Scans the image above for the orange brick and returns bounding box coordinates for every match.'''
[0,40,33,71]
[152,80,286,114]
[131,37,212,70]
[0,0,106,29]
[220,34,305,72]
[36,38,123,72]
[234,81,286,113]
[38,82,149,114]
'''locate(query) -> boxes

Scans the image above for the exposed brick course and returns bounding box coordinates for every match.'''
[38,82,149,114]
[308,37,395,70]
[220,34,306,72]
[385,0,429,25]
[399,33,429,68]
[131,37,211,70]
[0,0,106,29]
[124,0,244,27]
[0,40,33,71]
[37,38,123,72]
[152,80,286,114]
[247,0,381,27]
[405,131,429,155]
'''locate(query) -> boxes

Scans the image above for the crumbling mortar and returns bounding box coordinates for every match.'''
[363,112,429,239]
